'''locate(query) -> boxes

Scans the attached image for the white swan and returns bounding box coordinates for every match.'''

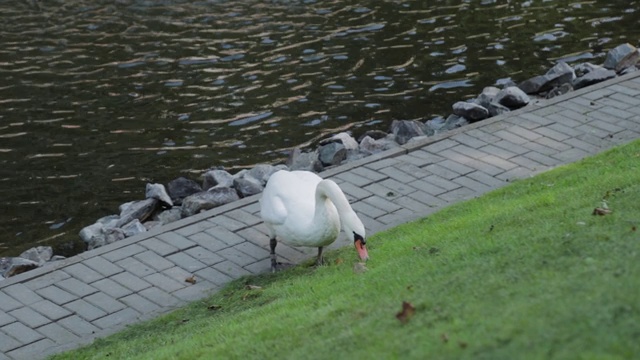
[260,170,368,272]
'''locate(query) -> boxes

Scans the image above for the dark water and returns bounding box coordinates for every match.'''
[1,0,638,257]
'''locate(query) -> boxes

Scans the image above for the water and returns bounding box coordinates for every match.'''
[0,0,638,257]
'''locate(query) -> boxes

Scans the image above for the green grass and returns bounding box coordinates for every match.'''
[52,140,640,360]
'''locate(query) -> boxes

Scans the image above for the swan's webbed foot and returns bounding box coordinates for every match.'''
[314,246,325,267]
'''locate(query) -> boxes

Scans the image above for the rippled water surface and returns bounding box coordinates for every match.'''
[1,0,639,256]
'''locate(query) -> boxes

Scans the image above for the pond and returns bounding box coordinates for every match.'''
[0,0,638,257]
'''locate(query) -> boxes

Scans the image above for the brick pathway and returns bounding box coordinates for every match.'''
[1,72,640,359]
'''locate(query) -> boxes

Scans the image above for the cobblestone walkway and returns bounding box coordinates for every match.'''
[2,72,640,359]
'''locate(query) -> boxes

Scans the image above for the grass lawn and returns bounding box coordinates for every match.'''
[52,140,640,360]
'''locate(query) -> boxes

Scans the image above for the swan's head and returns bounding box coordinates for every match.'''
[344,212,368,261]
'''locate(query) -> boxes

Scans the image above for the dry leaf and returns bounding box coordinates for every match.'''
[396,301,416,324]
[593,207,612,216]
[185,275,197,284]
[440,333,449,343]
[335,258,344,265]
[353,262,368,274]
[459,341,468,349]
[207,304,222,311]
[245,285,262,290]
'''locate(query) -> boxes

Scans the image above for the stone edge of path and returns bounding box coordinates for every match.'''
[1,70,639,291]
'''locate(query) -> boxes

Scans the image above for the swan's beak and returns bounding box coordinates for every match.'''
[355,239,369,261]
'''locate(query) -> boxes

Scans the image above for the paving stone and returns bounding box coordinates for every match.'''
[244,259,272,275]
[533,126,571,141]
[518,112,555,126]
[139,287,181,308]
[91,278,133,299]
[184,246,226,266]
[143,272,187,293]
[583,87,615,100]
[563,137,600,153]
[8,307,50,328]
[1,321,43,345]
[37,322,80,344]
[134,250,175,272]
[119,294,160,315]
[492,139,530,155]
[115,257,155,278]
[334,171,377,187]
[362,195,403,213]
[576,123,612,138]
[546,123,584,137]
[0,291,22,312]
[64,299,107,322]
[58,315,100,337]
[140,237,180,257]
[207,214,247,232]
[35,286,77,306]
[422,138,458,153]
[424,163,465,180]
[453,176,492,194]
[336,181,373,201]
[522,141,560,156]
[188,232,229,252]
[233,242,270,261]
[408,179,447,196]
[0,312,16,327]
[506,125,543,142]
[93,308,140,330]
[84,292,127,313]
[64,263,104,284]
[552,148,591,162]
[226,209,262,226]
[466,171,507,188]
[479,155,518,171]
[213,260,252,279]
[155,232,198,250]
[3,284,44,306]
[377,208,415,225]
[496,167,537,181]
[410,190,448,207]
[351,201,387,218]
[478,144,518,159]
[609,83,640,97]
[110,272,152,292]
[163,267,198,286]
[6,338,55,360]
[598,97,634,110]
[363,157,400,170]
[397,151,444,167]
[217,247,258,267]
[205,226,246,246]
[522,151,562,167]
[393,196,432,212]
[509,155,546,171]
[0,331,22,353]
[175,221,216,237]
[30,300,72,321]
[172,280,218,302]
[102,244,146,262]
[362,182,404,199]
[269,243,310,264]
[379,166,418,183]
[23,271,71,291]
[83,256,124,277]
[438,187,476,203]
[586,117,627,133]
[356,212,387,234]
[507,116,544,130]
[440,149,504,176]
[451,132,488,149]
[464,128,501,144]
[56,278,98,298]
[423,174,462,192]
[570,96,604,109]
[166,252,208,273]
[194,266,234,286]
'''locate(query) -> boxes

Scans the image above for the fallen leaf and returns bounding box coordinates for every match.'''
[180,318,189,323]
[407,285,413,291]
[335,258,344,265]
[396,301,416,324]
[593,207,612,216]
[185,275,197,284]
[632,226,636,232]
[459,341,468,349]
[353,262,368,274]
[207,304,222,311]
[440,333,449,343]
[245,285,262,290]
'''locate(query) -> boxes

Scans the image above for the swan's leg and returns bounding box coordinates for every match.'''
[270,237,278,273]
[315,246,324,266]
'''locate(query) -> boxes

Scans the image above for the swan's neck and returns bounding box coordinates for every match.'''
[310,180,352,240]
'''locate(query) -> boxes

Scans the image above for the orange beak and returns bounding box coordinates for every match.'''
[355,239,369,261]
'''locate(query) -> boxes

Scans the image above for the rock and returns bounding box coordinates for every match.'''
[325,132,359,150]
[425,116,446,132]
[203,169,234,190]
[79,222,105,245]
[122,219,147,237]
[452,101,489,121]
[358,135,399,155]
[247,164,280,186]
[318,142,347,166]
[116,198,158,227]
[494,86,530,109]
[167,177,203,205]
[572,67,616,90]
[440,114,470,131]
[475,86,500,108]
[573,62,600,77]
[102,228,126,247]
[487,102,511,117]
[287,148,324,172]
[615,49,639,73]
[181,187,240,217]
[519,62,574,95]
[390,120,433,145]
[0,257,39,278]
[545,83,573,99]
[143,221,163,230]
[19,246,53,266]
[233,176,264,198]
[603,43,637,70]
[145,183,173,206]
[154,207,182,224]
[97,215,119,229]
[50,255,66,262]
[518,75,549,94]
[357,130,388,142]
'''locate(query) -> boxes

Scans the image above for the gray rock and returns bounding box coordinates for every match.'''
[50,255,66,262]
[97,215,119,229]
[79,222,105,245]
[288,148,324,172]
[487,102,511,117]
[154,207,182,224]
[452,101,489,121]
[102,228,126,247]
[359,135,399,155]
[546,83,573,99]
[318,142,347,166]
[390,119,433,145]
[19,246,53,266]
[573,62,600,77]
[440,114,470,131]
[203,169,234,190]
[143,221,163,230]
[603,43,637,70]
[233,176,264,198]
[475,86,500,108]
[573,67,617,90]
[357,130,388,142]
[0,257,39,278]
[425,116,446,132]
[122,219,147,237]
[181,187,240,217]
[116,198,158,227]
[145,183,173,206]
[519,62,574,95]
[324,132,359,150]
[495,86,530,109]
[247,164,279,186]
[167,177,203,205]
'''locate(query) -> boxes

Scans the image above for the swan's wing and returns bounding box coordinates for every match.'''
[260,192,288,225]
[260,170,320,226]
